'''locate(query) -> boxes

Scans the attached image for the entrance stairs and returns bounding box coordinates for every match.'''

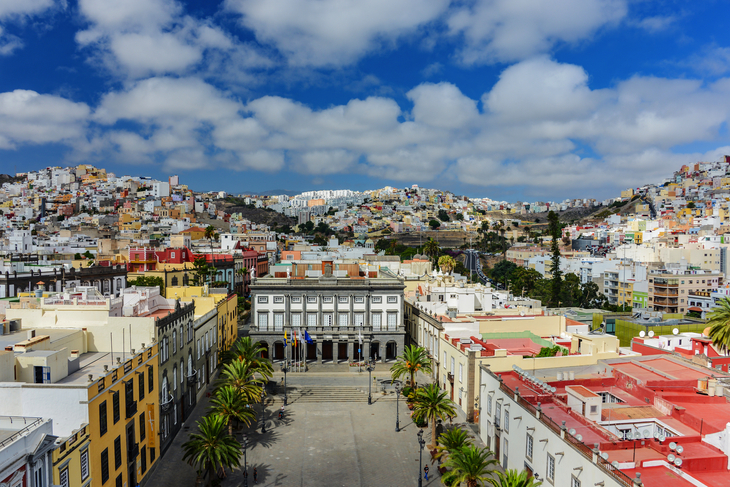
[269,386,398,404]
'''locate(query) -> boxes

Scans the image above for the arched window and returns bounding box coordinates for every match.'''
[162,375,168,401]
[171,276,178,286]
[188,354,193,377]
[172,331,177,355]
[183,274,189,286]
[180,359,184,384]
[179,326,183,349]
[173,366,177,392]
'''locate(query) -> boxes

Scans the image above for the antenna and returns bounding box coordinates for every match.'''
[639,331,646,338]
[576,434,583,442]
[676,445,684,455]
[649,331,655,337]
[669,442,677,451]
[673,328,679,335]
[569,428,576,436]
[674,458,683,467]
[667,454,675,463]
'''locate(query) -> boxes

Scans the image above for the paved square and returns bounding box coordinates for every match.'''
[147,372,487,487]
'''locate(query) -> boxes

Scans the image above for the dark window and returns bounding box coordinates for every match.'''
[141,445,147,473]
[112,392,120,424]
[99,401,108,436]
[148,365,154,393]
[115,474,122,487]
[114,436,122,469]
[139,412,146,441]
[150,447,155,464]
[138,373,145,401]
[171,276,178,286]
[101,448,110,484]
[125,380,137,418]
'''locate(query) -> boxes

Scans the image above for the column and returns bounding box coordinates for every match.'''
[333,340,339,365]
[316,341,323,365]
[364,340,371,363]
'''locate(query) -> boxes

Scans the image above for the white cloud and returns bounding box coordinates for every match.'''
[0,89,89,149]
[0,0,54,19]
[45,57,730,200]
[76,0,270,79]
[0,26,22,55]
[224,0,449,67]
[447,0,627,65]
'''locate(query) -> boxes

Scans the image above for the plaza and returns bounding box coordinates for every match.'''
[146,370,487,487]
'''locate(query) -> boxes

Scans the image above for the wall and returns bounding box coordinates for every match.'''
[477,315,565,337]
[0,385,89,436]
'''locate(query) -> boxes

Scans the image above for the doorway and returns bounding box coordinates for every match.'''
[322,341,333,361]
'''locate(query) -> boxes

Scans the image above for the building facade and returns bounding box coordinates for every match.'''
[250,271,406,364]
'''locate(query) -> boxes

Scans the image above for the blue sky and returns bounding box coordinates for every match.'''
[1,0,730,202]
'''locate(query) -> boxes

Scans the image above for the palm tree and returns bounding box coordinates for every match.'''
[210,385,256,436]
[411,383,456,448]
[390,344,433,387]
[434,426,473,464]
[423,238,441,265]
[438,255,456,274]
[182,414,241,486]
[220,359,265,402]
[229,337,274,379]
[442,445,498,487]
[488,469,542,487]
[707,297,730,353]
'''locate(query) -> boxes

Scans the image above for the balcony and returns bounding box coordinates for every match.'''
[125,401,137,419]
[187,370,197,385]
[127,442,139,460]
[447,372,455,383]
[653,290,678,297]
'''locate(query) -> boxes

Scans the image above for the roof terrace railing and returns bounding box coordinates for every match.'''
[496,376,634,487]
[0,417,44,449]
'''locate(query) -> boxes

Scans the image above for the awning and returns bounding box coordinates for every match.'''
[688,307,703,312]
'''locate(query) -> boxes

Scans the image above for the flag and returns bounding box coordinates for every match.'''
[284,330,288,347]
[293,330,297,347]
[358,331,363,345]
[304,330,314,344]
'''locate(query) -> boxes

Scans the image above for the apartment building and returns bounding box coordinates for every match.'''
[647,268,722,314]
[0,416,55,487]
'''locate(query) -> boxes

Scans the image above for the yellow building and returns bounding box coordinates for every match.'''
[217,293,238,361]
[52,424,92,487]
[617,281,634,307]
[86,344,159,487]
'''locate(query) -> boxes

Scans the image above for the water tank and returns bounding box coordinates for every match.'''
[557,372,564,381]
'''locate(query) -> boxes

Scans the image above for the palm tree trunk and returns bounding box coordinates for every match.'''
[430,418,437,448]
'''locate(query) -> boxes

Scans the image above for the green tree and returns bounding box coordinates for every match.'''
[687,201,696,209]
[228,337,274,379]
[434,427,473,464]
[490,260,517,286]
[488,469,543,487]
[429,219,441,230]
[220,359,266,402]
[210,385,256,436]
[127,276,165,294]
[423,238,441,264]
[455,213,464,221]
[411,383,457,448]
[547,211,563,307]
[441,445,498,487]
[390,344,433,387]
[182,415,241,484]
[438,209,450,222]
[707,297,730,353]
[192,256,211,285]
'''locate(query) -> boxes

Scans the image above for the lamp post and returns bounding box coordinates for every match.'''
[417,429,426,487]
[242,435,248,487]
[366,361,375,405]
[395,382,401,432]
[281,363,289,406]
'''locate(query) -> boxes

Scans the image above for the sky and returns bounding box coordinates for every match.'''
[1,0,730,202]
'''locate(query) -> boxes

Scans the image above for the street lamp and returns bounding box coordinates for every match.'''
[242,435,248,487]
[281,363,289,406]
[395,382,401,432]
[417,429,426,487]
[366,361,375,405]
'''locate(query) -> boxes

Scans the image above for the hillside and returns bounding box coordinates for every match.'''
[218,200,296,228]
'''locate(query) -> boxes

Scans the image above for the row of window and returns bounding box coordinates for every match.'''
[257,312,397,330]
[444,354,464,383]
[258,295,396,304]
[100,366,153,437]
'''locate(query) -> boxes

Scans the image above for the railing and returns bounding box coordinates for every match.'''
[125,401,138,419]
[495,378,634,487]
[653,291,678,297]
[0,417,44,448]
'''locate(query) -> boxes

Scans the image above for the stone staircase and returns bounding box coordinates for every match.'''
[269,386,399,404]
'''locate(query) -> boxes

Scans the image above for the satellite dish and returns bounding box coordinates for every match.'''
[674,458,683,467]
[639,331,646,338]
[626,431,633,440]
[612,461,619,468]
[576,434,583,442]
[673,328,679,335]
[569,428,577,436]
[667,454,675,463]
[520,310,525,316]
[551,387,557,393]
[642,429,650,438]
[649,331,655,337]
[669,442,677,451]
[676,445,684,455]
[659,435,666,443]
[601,452,609,460]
